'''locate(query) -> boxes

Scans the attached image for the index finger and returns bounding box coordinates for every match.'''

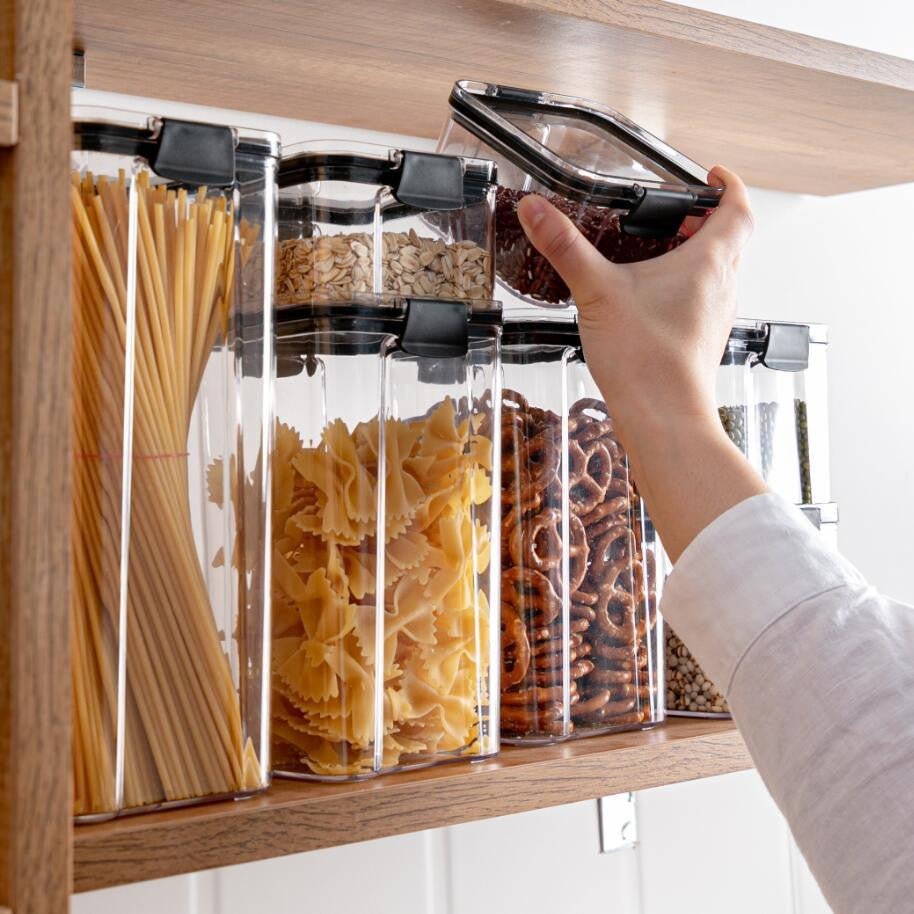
[689,165,754,263]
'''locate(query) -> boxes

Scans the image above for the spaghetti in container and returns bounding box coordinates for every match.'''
[70,108,278,819]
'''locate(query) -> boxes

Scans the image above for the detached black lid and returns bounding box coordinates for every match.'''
[73,106,280,186]
[447,80,721,233]
[279,141,495,211]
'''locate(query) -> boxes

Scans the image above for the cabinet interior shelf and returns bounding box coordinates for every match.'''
[73,718,749,893]
[73,0,914,195]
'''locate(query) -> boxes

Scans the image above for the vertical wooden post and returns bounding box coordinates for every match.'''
[0,0,72,912]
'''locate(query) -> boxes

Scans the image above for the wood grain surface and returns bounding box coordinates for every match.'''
[74,719,751,892]
[72,0,914,195]
[0,1,73,912]
[0,81,16,147]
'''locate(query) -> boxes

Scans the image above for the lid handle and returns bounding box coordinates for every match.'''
[760,323,810,372]
[150,118,236,187]
[401,298,469,358]
[621,187,693,238]
[393,152,465,211]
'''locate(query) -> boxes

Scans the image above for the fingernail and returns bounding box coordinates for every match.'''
[517,194,548,230]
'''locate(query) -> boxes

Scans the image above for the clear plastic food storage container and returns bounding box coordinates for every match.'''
[499,318,663,742]
[70,109,278,819]
[271,295,501,779]
[438,80,721,307]
[666,501,839,718]
[276,141,495,305]
[718,321,829,504]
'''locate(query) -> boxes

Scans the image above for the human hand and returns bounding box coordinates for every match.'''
[517,167,765,561]
[516,167,753,445]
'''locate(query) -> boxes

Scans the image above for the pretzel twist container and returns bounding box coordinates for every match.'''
[271,144,502,779]
[70,108,278,819]
[499,318,664,743]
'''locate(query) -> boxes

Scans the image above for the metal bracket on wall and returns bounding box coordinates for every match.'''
[597,792,638,854]
[73,49,86,88]
[0,79,18,146]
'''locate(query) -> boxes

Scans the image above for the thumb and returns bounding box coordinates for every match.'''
[517,194,614,306]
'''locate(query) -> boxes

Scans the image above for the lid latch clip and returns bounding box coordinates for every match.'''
[760,322,810,372]
[393,152,465,211]
[401,298,470,383]
[621,188,694,238]
[150,118,236,187]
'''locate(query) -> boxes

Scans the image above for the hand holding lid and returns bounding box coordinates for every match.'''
[516,165,763,559]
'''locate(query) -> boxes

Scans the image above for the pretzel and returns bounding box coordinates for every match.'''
[501,606,531,689]
[501,682,577,706]
[572,689,613,716]
[508,508,563,574]
[571,602,596,622]
[563,513,589,593]
[502,567,563,627]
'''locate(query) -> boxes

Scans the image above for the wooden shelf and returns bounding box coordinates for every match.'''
[73,718,749,893]
[73,0,914,195]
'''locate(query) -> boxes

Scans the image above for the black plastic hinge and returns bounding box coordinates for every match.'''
[394,152,465,211]
[760,323,810,372]
[621,187,694,238]
[150,118,236,187]
[401,298,469,359]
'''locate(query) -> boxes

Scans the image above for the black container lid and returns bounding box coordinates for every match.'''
[279,142,495,211]
[277,293,498,347]
[448,80,721,233]
[73,107,280,187]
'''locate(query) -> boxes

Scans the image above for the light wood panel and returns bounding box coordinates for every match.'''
[0,81,15,147]
[74,719,751,892]
[72,0,914,195]
[0,0,72,912]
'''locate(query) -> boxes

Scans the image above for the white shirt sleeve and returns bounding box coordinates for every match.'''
[661,492,914,914]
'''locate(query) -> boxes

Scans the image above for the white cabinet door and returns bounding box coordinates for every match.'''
[445,800,642,914]
[637,770,794,914]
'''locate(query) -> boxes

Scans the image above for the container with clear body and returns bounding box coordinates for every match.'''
[70,109,278,819]
[668,320,831,718]
[717,321,829,504]
[276,141,495,306]
[499,319,663,742]
[438,80,721,308]
[271,296,501,779]
[666,502,839,718]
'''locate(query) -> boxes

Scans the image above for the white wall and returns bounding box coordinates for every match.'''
[73,1,913,907]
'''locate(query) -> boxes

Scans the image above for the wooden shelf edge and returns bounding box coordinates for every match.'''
[74,719,750,893]
[515,0,914,91]
[0,80,17,147]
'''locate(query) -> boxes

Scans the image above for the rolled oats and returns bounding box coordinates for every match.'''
[276,230,491,305]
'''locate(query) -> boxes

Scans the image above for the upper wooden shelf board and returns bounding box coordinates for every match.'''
[74,718,750,893]
[73,0,914,196]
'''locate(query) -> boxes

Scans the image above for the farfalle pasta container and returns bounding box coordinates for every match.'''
[271,294,501,779]
[438,80,721,308]
[70,108,278,819]
[499,318,663,742]
[717,320,829,504]
[276,140,495,305]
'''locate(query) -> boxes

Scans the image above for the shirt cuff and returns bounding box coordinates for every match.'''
[660,492,864,693]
